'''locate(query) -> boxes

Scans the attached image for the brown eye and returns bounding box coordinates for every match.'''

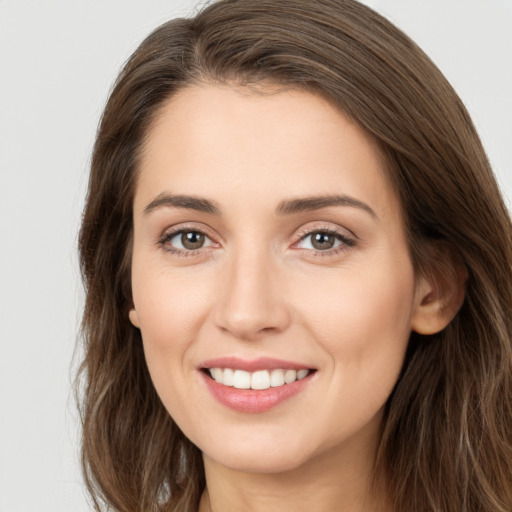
[181,230,205,250]
[310,231,336,250]
[162,229,214,252]
[296,229,354,253]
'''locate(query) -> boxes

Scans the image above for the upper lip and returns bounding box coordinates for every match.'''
[199,356,314,372]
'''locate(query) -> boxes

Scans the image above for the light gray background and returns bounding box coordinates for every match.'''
[0,1,510,511]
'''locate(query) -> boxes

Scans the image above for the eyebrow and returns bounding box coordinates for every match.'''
[276,195,377,219]
[144,193,221,215]
[143,192,377,219]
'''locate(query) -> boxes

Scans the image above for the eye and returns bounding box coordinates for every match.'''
[162,229,215,252]
[296,229,354,253]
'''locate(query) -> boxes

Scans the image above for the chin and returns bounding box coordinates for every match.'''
[205,448,310,475]
[199,430,321,475]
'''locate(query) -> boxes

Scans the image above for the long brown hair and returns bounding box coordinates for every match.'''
[77,1,512,510]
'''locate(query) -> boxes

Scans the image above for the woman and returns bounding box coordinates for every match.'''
[77,0,512,510]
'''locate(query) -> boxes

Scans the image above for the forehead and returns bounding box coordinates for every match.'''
[135,84,398,222]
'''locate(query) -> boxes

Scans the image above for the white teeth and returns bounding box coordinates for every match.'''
[223,368,234,386]
[284,369,297,384]
[208,367,311,389]
[251,370,270,390]
[297,369,309,380]
[233,369,251,389]
[213,367,223,382]
[270,369,285,387]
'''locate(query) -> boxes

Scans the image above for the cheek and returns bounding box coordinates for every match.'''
[131,266,211,422]
[290,263,415,450]
[301,263,413,328]
[132,263,212,346]
[130,262,222,415]
[295,257,415,388]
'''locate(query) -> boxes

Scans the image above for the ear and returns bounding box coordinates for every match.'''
[129,308,141,328]
[411,246,467,335]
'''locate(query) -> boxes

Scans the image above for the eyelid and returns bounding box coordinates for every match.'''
[157,223,220,255]
[291,222,357,255]
[293,222,356,242]
[156,221,356,257]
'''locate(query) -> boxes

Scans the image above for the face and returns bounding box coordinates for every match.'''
[129,85,425,475]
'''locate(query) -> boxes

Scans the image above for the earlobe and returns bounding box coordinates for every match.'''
[411,256,467,336]
[129,308,141,328]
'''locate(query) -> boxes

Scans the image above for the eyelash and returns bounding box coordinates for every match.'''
[158,225,216,257]
[158,225,356,258]
[293,226,356,257]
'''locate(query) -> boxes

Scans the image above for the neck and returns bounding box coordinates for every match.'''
[198,432,390,512]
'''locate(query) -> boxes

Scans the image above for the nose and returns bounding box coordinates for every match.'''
[213,249,291,341]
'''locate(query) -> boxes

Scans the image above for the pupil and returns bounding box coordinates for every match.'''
[182,231,204,250]
[312,232,334,250]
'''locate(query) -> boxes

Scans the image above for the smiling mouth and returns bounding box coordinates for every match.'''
[203,368,315,390]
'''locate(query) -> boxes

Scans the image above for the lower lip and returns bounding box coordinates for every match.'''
[201,371,314,413]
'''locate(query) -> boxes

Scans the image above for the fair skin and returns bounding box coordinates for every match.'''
[129,85,460,512]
